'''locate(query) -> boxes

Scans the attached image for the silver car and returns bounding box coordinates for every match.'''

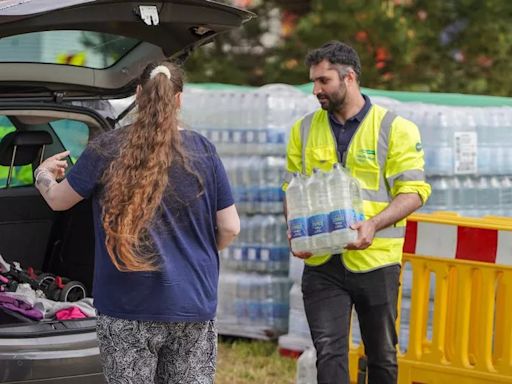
[0,1,252,382]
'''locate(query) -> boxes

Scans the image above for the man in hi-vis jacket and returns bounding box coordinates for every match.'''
[283,41,431,384]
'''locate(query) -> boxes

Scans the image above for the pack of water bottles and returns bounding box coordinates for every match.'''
[220,214,289,274]
[222,156,286,215]
[287,164,364,256]
[216,269,291,338]
[386,103,512,217]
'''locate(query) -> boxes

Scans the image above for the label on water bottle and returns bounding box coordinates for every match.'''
[328,209,349,231]
[289,217,308,239]
[210,130,220,143]
[221,130,230,143]
[247,248,257,261]
[246,130,255,143]
[232,130,242,144]
[308,214,329,236]
[258,130,267,143]
[233,247,242,261]
[260,248,270,262]
[346,209,358,226]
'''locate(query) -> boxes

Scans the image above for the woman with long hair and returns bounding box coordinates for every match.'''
[34,61,240,383]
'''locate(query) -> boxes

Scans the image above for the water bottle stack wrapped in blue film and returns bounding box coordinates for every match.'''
[287,164,364,256]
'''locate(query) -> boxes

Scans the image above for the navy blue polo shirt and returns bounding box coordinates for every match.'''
[329,94,372,163]
[66,129,234,322]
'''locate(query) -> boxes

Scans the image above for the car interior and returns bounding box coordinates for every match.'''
[0,108,107,328]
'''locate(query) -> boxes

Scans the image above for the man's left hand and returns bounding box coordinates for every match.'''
[345,220,377,250]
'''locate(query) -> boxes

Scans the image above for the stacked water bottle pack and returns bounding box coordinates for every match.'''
[180,85,319,339]
[181,85,317,156]
[287,165,364,256]
[388,103,512,217]
[222,156,286,215]
[216,268,292,338]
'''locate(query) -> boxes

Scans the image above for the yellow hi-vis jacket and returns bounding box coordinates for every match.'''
[283,104,431,271]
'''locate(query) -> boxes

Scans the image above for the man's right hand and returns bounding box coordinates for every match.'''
[287,230,313,259]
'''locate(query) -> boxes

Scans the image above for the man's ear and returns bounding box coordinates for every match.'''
[346,69,357,83]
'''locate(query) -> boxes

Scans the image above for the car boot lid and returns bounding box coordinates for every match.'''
[0,0,253,100]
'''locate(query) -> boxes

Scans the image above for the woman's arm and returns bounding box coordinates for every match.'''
[35,151,84,211]
[215,204,240,251]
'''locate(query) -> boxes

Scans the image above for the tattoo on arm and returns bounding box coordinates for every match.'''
[35,168,57,194]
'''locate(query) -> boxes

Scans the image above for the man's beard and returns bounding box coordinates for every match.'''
[317,87,347,113]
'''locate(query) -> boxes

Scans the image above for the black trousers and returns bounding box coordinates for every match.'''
[302,255,400,384]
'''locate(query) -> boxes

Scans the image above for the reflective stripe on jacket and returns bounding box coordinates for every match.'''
[283,104,431,271]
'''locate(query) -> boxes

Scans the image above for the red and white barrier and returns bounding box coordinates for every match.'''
[403,219,512,266]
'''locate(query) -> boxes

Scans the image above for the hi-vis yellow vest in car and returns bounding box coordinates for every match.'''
[283,104,431,272]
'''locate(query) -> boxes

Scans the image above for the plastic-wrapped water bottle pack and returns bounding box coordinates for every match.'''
[287,164,364,256]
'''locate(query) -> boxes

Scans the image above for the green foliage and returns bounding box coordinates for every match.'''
[184,0,512,96]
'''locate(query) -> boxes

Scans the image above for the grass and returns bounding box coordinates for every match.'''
[216,337,297,384]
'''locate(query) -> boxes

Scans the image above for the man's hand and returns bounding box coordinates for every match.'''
[287,230,313,259]
[345,219,377,250]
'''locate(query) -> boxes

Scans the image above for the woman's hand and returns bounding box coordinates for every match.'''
[36,151,70,181]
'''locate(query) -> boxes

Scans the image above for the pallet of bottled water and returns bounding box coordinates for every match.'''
[287,164,364,256]
[179,85,320,339]
[388,103,512,217]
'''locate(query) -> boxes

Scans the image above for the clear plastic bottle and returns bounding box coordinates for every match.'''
[476,176,499,216]
[274,215,289,273]
[502,108,512,174]
[451,176,462,213]
[437,108,454,175]
[286,173,311,253]
[499,176,512,216]
[476,107,492,175]
[246,156,263,213]
[326,163,358,251]
[217,271,238,324]
[350,176,365,223]
[428,176,452,211]
[305,169,331,254]
[488,176,502,215]
[296,348,317,384]
[460,176,477,216]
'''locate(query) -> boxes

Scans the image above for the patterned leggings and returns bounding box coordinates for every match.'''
[96,315,217,384]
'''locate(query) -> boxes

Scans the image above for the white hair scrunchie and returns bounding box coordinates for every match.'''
[150,65,171,80]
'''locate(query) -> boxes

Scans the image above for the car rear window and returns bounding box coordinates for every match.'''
[0,116,32,187]
[0,30,139,69]
[0,116,90,188]
[50,119,89,163]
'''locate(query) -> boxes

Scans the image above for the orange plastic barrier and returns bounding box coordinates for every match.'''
[348,213,512,383]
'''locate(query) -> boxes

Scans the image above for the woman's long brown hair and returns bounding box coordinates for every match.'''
[101,61,191,272]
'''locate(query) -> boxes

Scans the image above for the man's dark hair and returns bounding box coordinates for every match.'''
[305,41,361,80]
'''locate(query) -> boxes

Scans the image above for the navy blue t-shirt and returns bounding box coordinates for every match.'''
[66,129,234,322]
